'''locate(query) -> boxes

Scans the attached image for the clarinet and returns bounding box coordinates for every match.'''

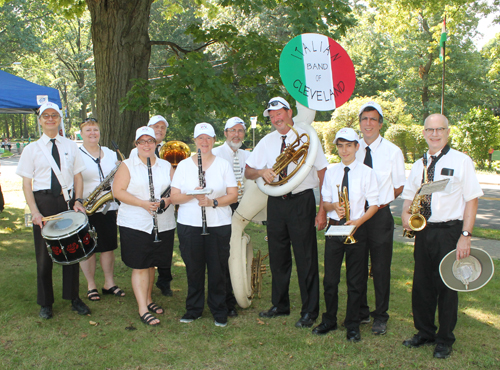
[198,149,209,235]
[147,157,161,242]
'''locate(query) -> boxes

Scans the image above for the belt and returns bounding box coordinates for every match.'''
[34,189,72,196]
[328,219,341,226]
[278,189,312,200]
[379,203,389,209]
[426,220,462,228]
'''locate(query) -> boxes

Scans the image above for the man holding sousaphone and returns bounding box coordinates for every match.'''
[16,101,91,319]
[401,114,484,359]
[245,97,329,328]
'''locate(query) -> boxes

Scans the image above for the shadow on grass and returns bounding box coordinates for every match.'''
[0,209,499,369]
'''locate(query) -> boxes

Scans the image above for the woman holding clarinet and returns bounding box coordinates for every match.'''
[113,126,175,326]
[171,123,237,327]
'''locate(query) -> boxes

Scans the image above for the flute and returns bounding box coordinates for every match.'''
[198,149,209,235]
[147,157,161,242]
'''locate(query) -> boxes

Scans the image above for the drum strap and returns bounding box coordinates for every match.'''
[37,140,71,207]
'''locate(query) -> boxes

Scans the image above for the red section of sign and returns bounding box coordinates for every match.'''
[328,38,356,109]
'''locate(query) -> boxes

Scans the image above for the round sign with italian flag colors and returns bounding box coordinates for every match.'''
[279,33,356,111]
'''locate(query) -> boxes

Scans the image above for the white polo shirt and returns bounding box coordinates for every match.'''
[16,134,86,191]
[322,160,379,221]
[246,126,328,194]
[402,147,483,222]
[356,135,406,205]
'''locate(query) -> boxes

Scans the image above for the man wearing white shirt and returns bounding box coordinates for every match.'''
[212,117,251,212]
[245,97,328,329]
[401,114,483,359]
[355,102,406,336]
[16,102,90,319]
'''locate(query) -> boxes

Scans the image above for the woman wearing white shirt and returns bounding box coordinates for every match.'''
[113,126,175,326]
[171,123,237,327]
[78,119,124,302]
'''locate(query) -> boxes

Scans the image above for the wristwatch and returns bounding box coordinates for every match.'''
[212,199,218,208]
[462,230,472,237]
[75,198,85,204]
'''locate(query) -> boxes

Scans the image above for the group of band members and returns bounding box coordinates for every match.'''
[17,96,482,358]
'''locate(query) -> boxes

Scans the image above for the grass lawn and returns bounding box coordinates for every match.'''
[1,176,499,369]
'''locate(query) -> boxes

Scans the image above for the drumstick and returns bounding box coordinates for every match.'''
[42,216,63,222]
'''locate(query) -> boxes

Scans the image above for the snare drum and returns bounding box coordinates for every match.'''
[42,211,97,265]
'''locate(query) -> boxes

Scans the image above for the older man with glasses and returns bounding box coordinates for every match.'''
[16,101,90,319]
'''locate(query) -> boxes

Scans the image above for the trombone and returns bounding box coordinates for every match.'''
[337,184,357,244]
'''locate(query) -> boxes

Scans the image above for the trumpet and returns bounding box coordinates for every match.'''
[337,184,357,244]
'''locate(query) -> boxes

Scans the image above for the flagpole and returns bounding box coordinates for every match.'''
[440,16,446,115]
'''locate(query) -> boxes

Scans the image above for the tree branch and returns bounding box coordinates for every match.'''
[149,40,217,56]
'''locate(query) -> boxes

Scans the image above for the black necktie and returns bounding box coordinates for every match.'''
[421,155,437,220]
[279,135,287,180]
[342,166,350,198]
[50,139,61,196]
[155,144,160,157]
[364,147,373,168]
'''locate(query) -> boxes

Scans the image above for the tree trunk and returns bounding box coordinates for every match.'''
[86,0,153,154]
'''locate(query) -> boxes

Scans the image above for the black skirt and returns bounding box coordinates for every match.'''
[88,211,118,253]
[119,226,175,269]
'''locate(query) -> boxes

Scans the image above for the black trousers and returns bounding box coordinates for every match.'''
[322,224,367,331]
[33,192,79,306]
[412,221,461,346]
[177,223,231,321]
[359,206,394,322]
[267,189,319,318]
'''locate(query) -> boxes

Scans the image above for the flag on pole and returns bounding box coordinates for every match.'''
[439,17,447,62]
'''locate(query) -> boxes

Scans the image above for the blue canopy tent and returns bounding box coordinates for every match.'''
[0,70,62,114]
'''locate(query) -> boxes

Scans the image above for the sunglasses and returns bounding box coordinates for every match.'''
[84,118,98,123]
[267,100,286,109]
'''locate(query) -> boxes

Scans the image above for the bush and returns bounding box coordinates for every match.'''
[451,107,500,169]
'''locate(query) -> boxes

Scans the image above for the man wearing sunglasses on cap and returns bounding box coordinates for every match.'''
[245,97,328,329]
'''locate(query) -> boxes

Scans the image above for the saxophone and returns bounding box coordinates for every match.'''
[403,157,429,238]
[83,141,125,216]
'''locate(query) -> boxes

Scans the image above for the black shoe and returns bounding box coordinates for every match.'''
[295,313,315,328]
[39,305,53,319]
[402,334,435,348]
[346,330,361,342]
[312,322,337,335]
[157,282,173,297]
[372,320,387,335]
[71,297,91,315]
[259,306,290,318]
[228,308,238,317]
[434,343,452,359]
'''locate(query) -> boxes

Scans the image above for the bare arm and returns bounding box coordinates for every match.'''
[22,177,43,227]
[315,167,327,230]
[73,172,86,213]
[196,187,238,208]
[401,199,412,231]
[456,197,479,260]
[245,166,277,184]
[346,205,378,229]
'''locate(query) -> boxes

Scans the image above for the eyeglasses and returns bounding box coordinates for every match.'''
[84,118,98,123]
[41,114,60,119]
[267,100,286,109]
[227,128,245,134]
[424,127,447,134]
[136,139,156,145]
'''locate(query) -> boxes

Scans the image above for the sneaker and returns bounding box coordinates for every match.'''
[372,320,387,335]
[180,313,201,323]
[215,319,228,327]
[360,316,371,324]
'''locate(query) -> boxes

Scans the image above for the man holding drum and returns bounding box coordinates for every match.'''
[16,101,90,319]
[245,97,328,329]
[401,114,483,359]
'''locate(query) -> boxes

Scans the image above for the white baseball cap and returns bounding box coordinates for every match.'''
[194,122,216,138]
[358,101,383,118]
[225,117,246,130]
[135,126,156,141]
[38,102,62,117]
[147,115,169,128]
[334,128,359,143]
[263,97,291,117]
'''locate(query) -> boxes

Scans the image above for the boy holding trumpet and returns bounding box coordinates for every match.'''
[312,128,379,342]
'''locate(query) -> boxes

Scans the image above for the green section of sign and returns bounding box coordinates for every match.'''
[279,35,308,108]
[492,150,500,161]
